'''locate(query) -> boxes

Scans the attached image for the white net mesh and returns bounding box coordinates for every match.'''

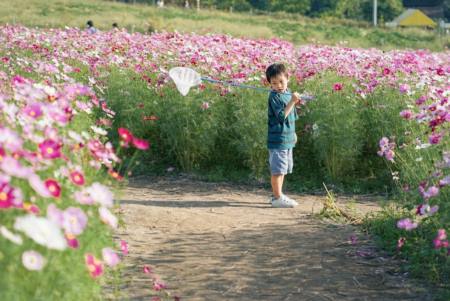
[169,67,202,96]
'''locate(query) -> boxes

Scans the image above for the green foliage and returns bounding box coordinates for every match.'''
[271,0,311,14]
[445,0,450,21]
[365,208,450,287]
[361,0,404,23]
[102,69,424,193]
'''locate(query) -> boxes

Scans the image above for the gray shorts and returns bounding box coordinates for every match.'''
[268,148,293,175]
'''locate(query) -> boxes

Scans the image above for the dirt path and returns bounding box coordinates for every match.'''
[114,176,432,301]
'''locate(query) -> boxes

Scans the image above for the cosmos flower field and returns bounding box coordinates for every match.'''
[0,25,448,297]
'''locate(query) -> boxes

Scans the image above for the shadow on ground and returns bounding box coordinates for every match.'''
[118,219,431,301]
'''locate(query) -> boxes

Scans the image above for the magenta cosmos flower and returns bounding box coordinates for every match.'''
[118,128,133,143]
[433,229,449,249]
[85,253,104,278]
[45,179,61,198]
[132,137,150,150]
[70,170,85,186]
[0,181,22,209]
[65,233,79,249]
[38,139,62,159]
[333,83,343,91]
[120,240,129,255]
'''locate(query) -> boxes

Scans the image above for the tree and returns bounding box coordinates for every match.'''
[309,0,339,17]
[444,0,450,21]
[334,0,365,19]
[362,0,403,23]
[271,0,311,14]
[215,0,252,12]
[249,0,271,10]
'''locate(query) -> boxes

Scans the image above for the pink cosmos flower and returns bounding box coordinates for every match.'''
[23,203,40,215]
[87,183,114,207]
[399,83,410,94]
[73,190,94,205]
[132,137,150,150]
[85,253,104,278]
[429,133,442,145]
[399,110,413,120]
[439,176,450,187]
[416,95,427,106]
[23,103,43,119]
[397,218,418,231]
[422,186,439,199]
[47,204,64,227]
[153,280,168,291]
[377,137,395,162]
[22,250,46,271]
[433,229,449,249]
[437,229,447,241]
[45,179,61,198]
[99,207,118,229]
[70,171,85,186]
[102,247,120,267]
[0,127,23,152]
[143,265,153,274]
[63,207,88,236]
[201,102,210,110]
[38,139,62,159]
[1,156,33,178]
[120,240,129,255]
[416,204,439,217]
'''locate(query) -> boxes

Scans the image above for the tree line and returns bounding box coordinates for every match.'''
[115,0,450,22]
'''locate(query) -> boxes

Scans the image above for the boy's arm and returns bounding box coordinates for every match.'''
[284,92,301,118]
[269,92,301,123]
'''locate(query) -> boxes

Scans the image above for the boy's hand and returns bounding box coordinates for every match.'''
[291,92,302,105]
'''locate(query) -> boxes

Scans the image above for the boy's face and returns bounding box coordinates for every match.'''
[269,73,288,93]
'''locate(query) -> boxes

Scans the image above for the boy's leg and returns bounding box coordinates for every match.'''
[271,174,284,199]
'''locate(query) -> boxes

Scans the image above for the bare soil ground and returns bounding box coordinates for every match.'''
[113,176,432,301]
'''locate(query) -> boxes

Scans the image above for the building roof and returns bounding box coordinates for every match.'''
[391,9,437,27]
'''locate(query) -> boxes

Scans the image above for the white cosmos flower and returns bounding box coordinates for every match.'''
[68,130,84,144]
[0,225,23,245]
[90,126,107,136]
[22,250,46,271]
[14,215,67,250]
[86,182,114,207]
[99,207,118,229]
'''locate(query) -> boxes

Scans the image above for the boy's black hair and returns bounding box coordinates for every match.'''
[86,20,94,27]
[112,22,118,28]
[266,63,287,83]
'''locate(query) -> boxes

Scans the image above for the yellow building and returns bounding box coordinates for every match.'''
[387,9,437,28]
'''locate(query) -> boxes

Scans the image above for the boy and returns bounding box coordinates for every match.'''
[266,63,302,208]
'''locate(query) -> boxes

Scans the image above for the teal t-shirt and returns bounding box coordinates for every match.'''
[267,90,298,150]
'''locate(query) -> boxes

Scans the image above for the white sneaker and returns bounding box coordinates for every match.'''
[282,194,298,206]
[271,195,298,208]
